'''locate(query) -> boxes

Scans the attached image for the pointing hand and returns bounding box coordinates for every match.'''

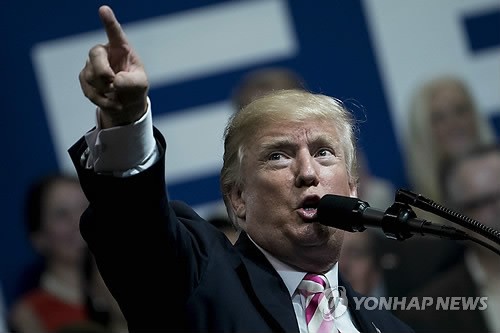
[79,5,149,128]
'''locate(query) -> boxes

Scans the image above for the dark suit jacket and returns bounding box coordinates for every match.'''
[69,129,413,333]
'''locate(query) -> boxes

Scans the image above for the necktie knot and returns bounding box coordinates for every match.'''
[298,274,336,333]
[298,273,329,296]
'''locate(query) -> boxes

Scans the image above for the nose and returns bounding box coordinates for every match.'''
[294,151,319,187]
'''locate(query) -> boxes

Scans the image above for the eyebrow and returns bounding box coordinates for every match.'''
[259,135,338,152]
[260,138,297,152]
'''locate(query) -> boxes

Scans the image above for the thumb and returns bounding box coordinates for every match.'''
[113,71,149,103]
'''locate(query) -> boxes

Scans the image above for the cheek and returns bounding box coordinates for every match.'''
[44,220,83,248]
[47,221,71,237]
[245,189,281,218]
[247,171,291,201]
[323,169,354,194]
[242,177,291,227]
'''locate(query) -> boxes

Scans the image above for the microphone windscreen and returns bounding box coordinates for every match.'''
[317,194,366,232]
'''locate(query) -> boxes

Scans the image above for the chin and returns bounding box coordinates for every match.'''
[297,222,339,247]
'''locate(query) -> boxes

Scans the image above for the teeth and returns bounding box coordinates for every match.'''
[304,207,315,211]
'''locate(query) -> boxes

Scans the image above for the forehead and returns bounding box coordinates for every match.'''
[430,84,468,108]
[44,180,83,205]
[249,118,340,146]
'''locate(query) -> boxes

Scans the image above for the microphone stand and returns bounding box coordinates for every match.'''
[393,188,500,256]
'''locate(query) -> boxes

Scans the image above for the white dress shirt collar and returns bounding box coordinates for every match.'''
[247,235,360,333]
[259,243,340,297]
[247,235,339,293]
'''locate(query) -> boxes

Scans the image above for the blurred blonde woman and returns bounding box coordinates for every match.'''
[405,75,496,203]
[379,76,497,299]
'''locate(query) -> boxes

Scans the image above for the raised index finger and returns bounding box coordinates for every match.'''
[98,5,128,47]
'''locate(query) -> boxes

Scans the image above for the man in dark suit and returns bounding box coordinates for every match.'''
[395,144,500,333]
[71,5,413,332]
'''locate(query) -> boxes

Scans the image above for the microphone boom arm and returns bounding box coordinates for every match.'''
[370,202,467,241]
[365,200,500,256]
[395,189,500,246]
[316,193,500,256]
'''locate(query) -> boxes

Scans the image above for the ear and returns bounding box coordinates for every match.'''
[229,185,246,220]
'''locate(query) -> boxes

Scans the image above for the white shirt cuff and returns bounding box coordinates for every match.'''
[83,97,159,177]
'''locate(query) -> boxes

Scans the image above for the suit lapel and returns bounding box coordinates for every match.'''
[235,233,299,333]
[234,234,384,333]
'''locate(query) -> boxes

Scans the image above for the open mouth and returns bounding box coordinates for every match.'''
[298,196,320,220]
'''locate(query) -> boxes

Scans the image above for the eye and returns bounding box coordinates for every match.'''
[315,148,334,157]
[269,152,284,161]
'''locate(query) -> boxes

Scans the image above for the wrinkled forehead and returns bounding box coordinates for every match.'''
[244,116,340,147]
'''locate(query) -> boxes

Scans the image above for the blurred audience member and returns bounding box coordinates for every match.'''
[206,203,239,245]
[86,252,128,333]
[404,75,496,203]
[339,230,387,297]
[231,67,305,112]
[379,236,464,301]
[356,148,395,210]
[60,249,128,333]
[396,143,500,333]
[342,150,398,299]
[380,75,497,298]
[9,173,89,333]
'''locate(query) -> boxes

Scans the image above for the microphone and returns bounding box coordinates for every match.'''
[317,194,468,241]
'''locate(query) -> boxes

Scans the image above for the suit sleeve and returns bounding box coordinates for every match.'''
[69,127,215,331]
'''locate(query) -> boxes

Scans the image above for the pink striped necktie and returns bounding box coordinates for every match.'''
[298,273,336,333]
